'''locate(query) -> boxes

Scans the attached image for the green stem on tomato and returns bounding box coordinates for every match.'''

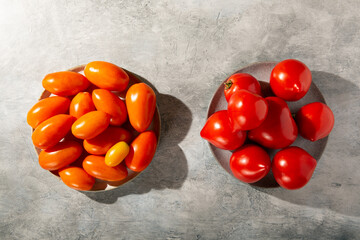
[224,80,233,90]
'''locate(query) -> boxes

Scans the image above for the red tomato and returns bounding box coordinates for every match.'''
[42,71,90,96]
[39,140,83,170]
[200,110,246,150]
[92,89,127,126]
[27,96,71,129]
[227,90,268,131]
[84,61,129,91]
[83,127,132,155]
[270,59,312,101]
[59,166,95,191]
[272,146,317,190]
[224,73,262,102]
[248,97,298,149]
[126,83,156,132]
[32,114,75,149]
[125,131,157,172]
[295,102,334,141]
[69,92,95,119]
[71,111,110,139]
[230,144,271,183]
[83,155,128,181]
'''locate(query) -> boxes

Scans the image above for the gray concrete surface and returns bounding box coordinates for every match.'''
[0,0,359,239]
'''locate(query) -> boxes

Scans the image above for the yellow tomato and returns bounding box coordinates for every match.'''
[105,141,130,167]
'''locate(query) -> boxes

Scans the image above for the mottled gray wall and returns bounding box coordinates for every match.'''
[0,0,359,239]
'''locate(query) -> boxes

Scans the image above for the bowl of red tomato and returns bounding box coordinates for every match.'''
[28,61,160,191]
[201,60,334,190]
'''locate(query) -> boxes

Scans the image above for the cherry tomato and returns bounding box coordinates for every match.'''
[83,127,132,155]
[42,71,90,96]
[248,97,298,149]
[200,110,246,150]
[230,144,271,183]
[272,146,317,190]
[39,140,83,170]
[59,166,95,191]
[105,141,130,167]
[83,155,128,181]
[270,59,312,101]
[126,83,156,132]
[224,73,262,102]
[71,111,110,139]
[69,92,95,119]
[227,90,268,131]
[27,96,71,129]
[84,61,129,91]
[92,89,127,126]
[32,114,75,149]
[125,131,157,172]
[295,102,335,141]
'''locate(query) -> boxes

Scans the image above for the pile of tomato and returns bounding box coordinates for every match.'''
[27,61,158,191]
[201,59,335,190]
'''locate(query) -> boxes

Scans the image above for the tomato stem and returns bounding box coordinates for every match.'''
[224,80,233,90]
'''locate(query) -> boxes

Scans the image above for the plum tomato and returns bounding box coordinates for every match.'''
[83,155,128,181]
[71,111,110,139]
[105,141,130,167]
[200,110,246,150]
[224,73,262,102]
[69,92,95,119]
[59,166,95,191]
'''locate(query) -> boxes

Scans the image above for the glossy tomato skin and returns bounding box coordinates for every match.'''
[69,92,95,119]
[83,127,132,155]
[83,155,128,181]
[272,146,317,190]
[39,140,83,170]
[42,71,90,96]
[105,141,130,167]
[84,61,129,91]
[295,102,334,141]
[32,114,75,149]
[200,110,246,150]
[27,96,71,129]
[248,97,298,149]
[59,166,95,191]
[228,90,268,131]
[126,83,156,132]
[71,111,110,139]
[125,131,157,172]
[92,89,127,126]
[270,59,312,101]
[224,73,262,102]
[230,144,271,183]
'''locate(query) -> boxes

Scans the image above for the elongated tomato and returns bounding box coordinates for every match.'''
[32,114,75,149]
[84,61,129,91]
[83,155,128,181]
[126,83,156,132]
[83,127,132,155]
[39,140,83,170]
[69,92,95,119]
[27,96,70,129]
[105,141,130,167]
[59,166,95,191]
[92,89,127,126]
[71,111,110,139]
[42,71,90,96]
[125,131,157,172]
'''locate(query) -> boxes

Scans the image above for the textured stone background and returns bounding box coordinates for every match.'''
[0,0,359,239]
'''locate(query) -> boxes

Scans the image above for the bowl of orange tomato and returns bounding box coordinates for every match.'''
[28,61,160,191]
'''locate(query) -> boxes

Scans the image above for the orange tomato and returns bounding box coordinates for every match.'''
[39,140,83,170]
[125,83,156,132]
[42,71,90,96]
[59,166,95,191]
[32,114,75,149]
[69,92,95,119]
[27,96,70,129]
[83,127,132,155]
[125,131,157,172]
[71,111,110,139]
[105,141,130,167]
[84,61,129,91]
[92,89,127,126]
[83,155,128,181]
